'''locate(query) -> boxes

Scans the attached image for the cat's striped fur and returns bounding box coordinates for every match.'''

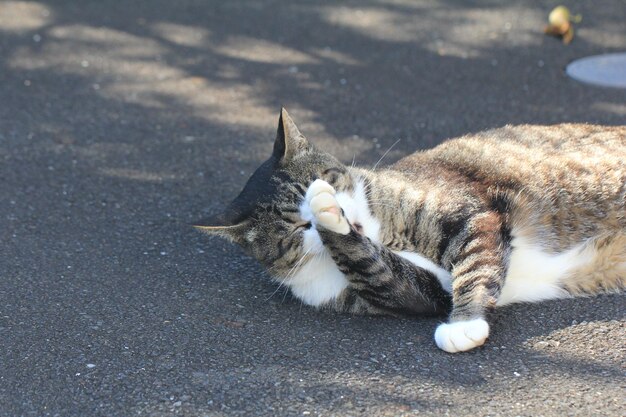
[196,109,626,353]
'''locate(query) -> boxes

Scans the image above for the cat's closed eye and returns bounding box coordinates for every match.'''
[320,167,345,185]
[293,221,312,231]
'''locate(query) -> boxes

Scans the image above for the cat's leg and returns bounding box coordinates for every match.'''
[322,229,451,316]
[307,182,450,315]
[434,211,507,353]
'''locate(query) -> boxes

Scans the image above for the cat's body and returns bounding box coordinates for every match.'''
[197,109,625,353]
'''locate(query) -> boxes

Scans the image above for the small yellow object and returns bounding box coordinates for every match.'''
[544,5,581,45]
[549,6,570,26]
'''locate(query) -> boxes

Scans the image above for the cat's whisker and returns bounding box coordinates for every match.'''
[281,285,291,304]
[282,248,313,281]
[265,275,290,301]
[265,250,311,302]
[267,252,308,302]
[372,139,401,171]
[278,249,325,305]
[265,262,285,276]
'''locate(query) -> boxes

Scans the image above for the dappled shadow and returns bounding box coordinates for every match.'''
[2,1,626,163]
[1,0,625,415]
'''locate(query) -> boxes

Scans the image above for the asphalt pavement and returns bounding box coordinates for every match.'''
[1,1,624,416]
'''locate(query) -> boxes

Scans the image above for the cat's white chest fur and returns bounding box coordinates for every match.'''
[288,253,348,306]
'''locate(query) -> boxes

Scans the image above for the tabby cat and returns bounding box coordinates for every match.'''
[196,109,625,353]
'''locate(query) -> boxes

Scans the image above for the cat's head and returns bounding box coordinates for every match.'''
[195,108,358,277]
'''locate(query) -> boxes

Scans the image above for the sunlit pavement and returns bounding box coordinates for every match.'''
[0,1,624,416]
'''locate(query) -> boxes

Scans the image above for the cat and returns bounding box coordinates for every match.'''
[196,108,626,353]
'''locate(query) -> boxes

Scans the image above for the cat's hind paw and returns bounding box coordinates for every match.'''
[307,179,350,235]
[434,318,489,353]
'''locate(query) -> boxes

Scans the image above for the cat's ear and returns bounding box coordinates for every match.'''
[193,214,248,243]
[273,107,309,161]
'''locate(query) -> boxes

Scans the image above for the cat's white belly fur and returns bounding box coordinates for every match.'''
[288,236,587,307]
[289,233,595,309]
[497,234,588,305]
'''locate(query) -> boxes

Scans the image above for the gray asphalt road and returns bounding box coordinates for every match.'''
[1,1,625,416]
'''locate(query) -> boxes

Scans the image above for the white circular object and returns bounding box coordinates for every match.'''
[566,53,626,88]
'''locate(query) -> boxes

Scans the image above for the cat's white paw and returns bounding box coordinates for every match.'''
[306,179,336,199]
[434,318,489,353]
[306,179,350,235]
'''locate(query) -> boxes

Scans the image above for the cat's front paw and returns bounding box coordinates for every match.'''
[306,179,350,235]
[434,318,489,353]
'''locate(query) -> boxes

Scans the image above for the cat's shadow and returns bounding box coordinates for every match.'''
[489,293,624,343]
[272,280,624,386]
[197,235,623,390]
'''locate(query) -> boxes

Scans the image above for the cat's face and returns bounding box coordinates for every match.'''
[196,109,356,277]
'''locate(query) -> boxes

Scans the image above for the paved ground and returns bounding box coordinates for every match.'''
[1,1,625,416]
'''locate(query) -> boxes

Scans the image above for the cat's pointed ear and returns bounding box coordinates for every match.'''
[273,107,309,161]
[193,214,247,243]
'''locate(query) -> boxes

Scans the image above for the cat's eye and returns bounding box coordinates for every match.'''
[321,167,344,184]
